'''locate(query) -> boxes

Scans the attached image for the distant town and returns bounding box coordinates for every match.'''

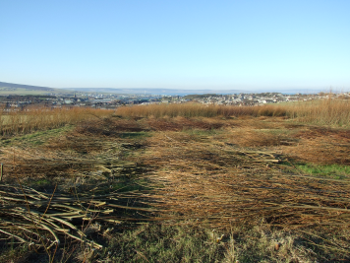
[1,90,349,111]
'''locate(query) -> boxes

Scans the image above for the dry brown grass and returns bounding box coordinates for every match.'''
[287,97,350,126]
[2,113,350,262]
[115,103,288,118]
[116,98,350,126]
[131,119,350,245]
[283,127,350,165]
[0,107,114,136]
[139,130,350,228]
[146,116,226,131]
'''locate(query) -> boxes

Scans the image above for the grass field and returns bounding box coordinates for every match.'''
[1,101,350,262]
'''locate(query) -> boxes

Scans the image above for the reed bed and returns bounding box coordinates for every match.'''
[0,107,114,136]
[116,98,350,126]
[286,98,350,126]
[116,103,288,118]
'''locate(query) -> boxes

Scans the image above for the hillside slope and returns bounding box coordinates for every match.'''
[0,81,68,95]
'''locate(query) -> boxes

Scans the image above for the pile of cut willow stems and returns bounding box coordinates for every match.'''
[0,183,157,250]
[142,131,350,229]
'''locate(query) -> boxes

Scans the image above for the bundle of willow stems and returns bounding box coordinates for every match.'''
[0,183,157,250]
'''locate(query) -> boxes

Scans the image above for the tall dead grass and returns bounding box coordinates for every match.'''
[115,103,287,118]
[116,99,350,126]
[286,98,350,126]
[1,98,348,136]
[0,107,113,135]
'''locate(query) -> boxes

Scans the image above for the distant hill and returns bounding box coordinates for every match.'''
[62,87,327,95]
[0,81,53,91]
[0,81,70,95]
[63,87,247,96]
[0,83,246,96]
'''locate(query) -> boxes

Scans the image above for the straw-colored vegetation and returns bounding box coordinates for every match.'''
[115,102,287,118]
[1,99,350,262]
[1,96,349,137]
[286,97,350,126]
[0,107,114,135]
[115,97,350,126]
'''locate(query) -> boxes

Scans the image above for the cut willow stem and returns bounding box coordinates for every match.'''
[39,183,57,223]
[0,163,3,182]
[0,228,26,243]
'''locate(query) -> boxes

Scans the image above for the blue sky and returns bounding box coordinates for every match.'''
[1,0,349,91]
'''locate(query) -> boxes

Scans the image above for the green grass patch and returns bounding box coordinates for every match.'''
[119,131,150,139]
[296,163,350,179]
[0,125,74,147]
[100,223,226,263]
[182,128,221,136]
[30,178,51,187]
[23,178,54,190]
[111,178,153,192]
[2,222,348,262]
[257,128,298,136]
